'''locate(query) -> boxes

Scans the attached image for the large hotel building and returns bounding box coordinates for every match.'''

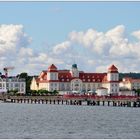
[30,64,121,95]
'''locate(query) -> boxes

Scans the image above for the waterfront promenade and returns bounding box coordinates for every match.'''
[0,94,140,108]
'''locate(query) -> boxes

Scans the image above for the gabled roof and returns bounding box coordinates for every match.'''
[108,64,118,72]
[48,64,57,70]
[48,64,58,72]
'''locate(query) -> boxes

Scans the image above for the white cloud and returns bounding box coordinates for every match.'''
[132,30,140,40]
[1,24,140,76]
[53,41,71,54]
[0,24,49,75]
[0,24,31,56]
[59,25,140,73]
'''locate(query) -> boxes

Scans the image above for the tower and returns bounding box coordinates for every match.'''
[107,65,119,95]
[30,77,38,90]
[71,64,79,78]
[47,64,58,81]
[47,64,59,91]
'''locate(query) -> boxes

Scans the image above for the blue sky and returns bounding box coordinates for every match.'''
[0,2,140,75]
[0,2,140,47]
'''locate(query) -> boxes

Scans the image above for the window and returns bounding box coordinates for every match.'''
[15,83,19,87]
[6,83,9,87]
[21,83,24,87]
[88,79,90,82]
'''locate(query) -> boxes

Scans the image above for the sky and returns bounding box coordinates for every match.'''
[0,1,140,75]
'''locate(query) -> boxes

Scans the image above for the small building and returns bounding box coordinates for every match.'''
[0,75,26,94]
[119,77,140,90]
[119,89,135,96]
[96,87,108,96]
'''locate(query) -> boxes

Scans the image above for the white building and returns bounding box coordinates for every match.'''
[96,87,108,96]
[119,77,140,96]
[0,75,26,94]
[30,64,120,95]
[119,77,140,90]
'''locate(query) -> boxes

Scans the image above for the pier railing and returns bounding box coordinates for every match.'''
[0,94,140,107]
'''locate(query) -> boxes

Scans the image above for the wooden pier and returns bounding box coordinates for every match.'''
[0,95,140,108]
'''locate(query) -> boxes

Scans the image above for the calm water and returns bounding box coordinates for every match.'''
[0,103,140,139]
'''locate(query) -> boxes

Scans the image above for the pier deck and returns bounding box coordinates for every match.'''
[0,95,140,107]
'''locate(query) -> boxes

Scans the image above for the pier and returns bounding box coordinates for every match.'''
[0,94,140,108]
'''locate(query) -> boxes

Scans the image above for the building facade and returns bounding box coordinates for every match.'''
[119,77,140,90]
[30,64,119,95]
[0,75,26,94]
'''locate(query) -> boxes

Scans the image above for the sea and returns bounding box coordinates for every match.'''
[0,102,140,139]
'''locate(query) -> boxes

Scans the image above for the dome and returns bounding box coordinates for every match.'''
[72,64,77,69]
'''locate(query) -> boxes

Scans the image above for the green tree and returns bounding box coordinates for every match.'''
[17,72,37,94]
[51,90,59,95]
[135,89,140,96]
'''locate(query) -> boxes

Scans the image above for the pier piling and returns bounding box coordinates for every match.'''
[97,101,100,106]
[45,100,48,104]
[53,100,55,104]
[108,101,110,106]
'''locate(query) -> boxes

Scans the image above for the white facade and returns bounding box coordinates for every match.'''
[30,77,38,90]
[0,77,26,93]
[119,77,140,90]
[70,64,79,77]
[118,90,135,96]
[96,88,108,96]
[30,64,121,95]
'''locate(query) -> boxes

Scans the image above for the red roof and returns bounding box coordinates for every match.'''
[102,75,108,82]
[48,64,58,72]
[36,69,107,83]
[108,65,118,72]
[79,73,106,82]
[58,71,72,82]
